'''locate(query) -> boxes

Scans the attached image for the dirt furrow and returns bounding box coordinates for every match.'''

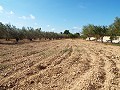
[0,39,120,90]
[0,41,72,89]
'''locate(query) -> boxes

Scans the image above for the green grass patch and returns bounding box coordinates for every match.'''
[112,43,120,46]
[104,42,120,46]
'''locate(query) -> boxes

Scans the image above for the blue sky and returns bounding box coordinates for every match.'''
[0,0,120,33]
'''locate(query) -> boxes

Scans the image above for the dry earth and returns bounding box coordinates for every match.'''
[0,39,120,90]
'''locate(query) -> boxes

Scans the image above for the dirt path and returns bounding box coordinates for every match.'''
[0,39,120,90]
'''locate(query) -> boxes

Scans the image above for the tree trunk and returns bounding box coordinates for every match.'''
[16,38,19,43]
[110,40,113,43]
[101,37,103,43]
[29,38,32,41]
[89,37,90,41]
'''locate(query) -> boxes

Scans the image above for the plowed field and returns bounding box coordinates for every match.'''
[0,39,120,90]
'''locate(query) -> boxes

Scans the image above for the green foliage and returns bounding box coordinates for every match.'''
[82,24,95,40]
[113,17,120,35]
[82,24,108,41]
[93,26,108,42]
[74,33,80,38]
[1,22,78,43]
[82,17,120,43]
[64,30,70,35]
[62,30,80,39]
[0,22,6,39]
[106,17,120,43]
[68,33,80,39]
[82,24,110,42]
[108,25,118,43]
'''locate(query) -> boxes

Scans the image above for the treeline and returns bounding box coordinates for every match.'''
[82,17,120,43]
[62,30,80,39]
[0,22,80,43]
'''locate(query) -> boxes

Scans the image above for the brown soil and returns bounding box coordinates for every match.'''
[0,39,120,90]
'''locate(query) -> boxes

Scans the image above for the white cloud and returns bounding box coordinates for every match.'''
[73,27,78,29]
[9,11,14,15]
[73,26,81,30]
[19,14,35,20]
[30,14,35,19]
[47,25,50,27]
[70,26,82,33]
[0,5,15,15]
[1,21,8,24]
[51,28,55,31]
[19,16,27,19]
[0,5,4,13]
[34,23,38,25]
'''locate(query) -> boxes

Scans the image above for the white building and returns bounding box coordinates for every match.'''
[86,36,120,43]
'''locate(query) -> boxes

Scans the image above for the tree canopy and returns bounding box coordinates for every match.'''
[82,17,120,43]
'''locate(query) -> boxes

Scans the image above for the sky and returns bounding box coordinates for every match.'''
[0,0,120,33]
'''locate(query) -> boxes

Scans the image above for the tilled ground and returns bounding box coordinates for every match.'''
[0,39,120,90]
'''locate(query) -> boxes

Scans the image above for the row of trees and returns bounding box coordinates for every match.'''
[62,30,80,39]
[0,22,80,43]
[82,17,120,43]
